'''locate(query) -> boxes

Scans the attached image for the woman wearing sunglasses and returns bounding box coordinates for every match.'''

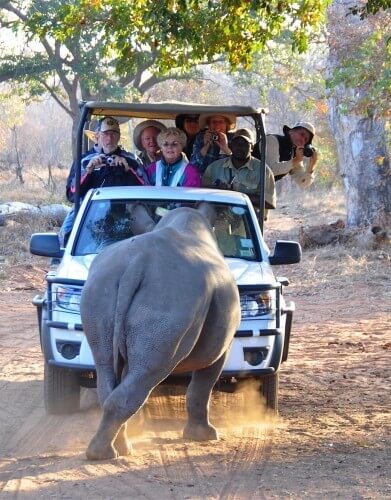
[175,113,200,159]
[146,127,201,187]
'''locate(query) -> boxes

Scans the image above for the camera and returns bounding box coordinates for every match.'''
[103,155,115,165]
[303,145,315,158]
[211,133,219,142]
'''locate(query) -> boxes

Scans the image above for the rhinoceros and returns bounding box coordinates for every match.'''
[80,203,241,460]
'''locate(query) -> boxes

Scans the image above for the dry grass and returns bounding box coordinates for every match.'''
[0,167,68,205]
[265,187,390,297]
[1,180,389,293]
[0,167,69,276]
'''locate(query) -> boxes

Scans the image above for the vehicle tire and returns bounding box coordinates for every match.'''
[44,362,80,414]
[260,372,279,414]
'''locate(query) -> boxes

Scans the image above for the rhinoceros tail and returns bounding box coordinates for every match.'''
[113,254,145,382]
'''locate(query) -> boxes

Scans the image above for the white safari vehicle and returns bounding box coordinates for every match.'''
[30,102,301,415]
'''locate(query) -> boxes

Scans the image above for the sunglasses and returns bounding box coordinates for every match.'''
[184,116,199,123]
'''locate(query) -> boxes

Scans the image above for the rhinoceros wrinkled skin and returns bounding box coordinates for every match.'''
[80,204,241,460]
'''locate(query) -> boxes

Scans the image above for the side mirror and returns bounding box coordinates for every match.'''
[269,240,302,265]
[30,233,64,258]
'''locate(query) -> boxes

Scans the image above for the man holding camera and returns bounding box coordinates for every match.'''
[70,116,146,199]
[190,113,236,174]
[60,117,146,246]
[263,121,318,187]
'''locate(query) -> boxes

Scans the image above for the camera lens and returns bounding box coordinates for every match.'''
[303,145,314,158]
[211,133,219,142]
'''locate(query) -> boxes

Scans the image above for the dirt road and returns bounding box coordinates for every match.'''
[0,209,390,499]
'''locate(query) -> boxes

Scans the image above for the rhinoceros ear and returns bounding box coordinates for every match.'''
[127,202,156,235]
[197,202,217,227]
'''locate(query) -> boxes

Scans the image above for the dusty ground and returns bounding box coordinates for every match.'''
[0,194,390,499]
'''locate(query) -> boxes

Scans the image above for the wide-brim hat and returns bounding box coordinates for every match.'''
[283,121,315,143]
[175,113,200,130]
[133,120,167,151]
[199,113,236,131]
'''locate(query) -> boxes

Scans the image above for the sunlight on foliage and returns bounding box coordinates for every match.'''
[327,28,391,118]
[24,0,330,75]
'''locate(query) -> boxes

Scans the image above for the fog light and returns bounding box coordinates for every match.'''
[56,341,81,360]
[243,347,269,366]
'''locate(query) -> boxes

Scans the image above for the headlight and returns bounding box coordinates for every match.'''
[54,285,81,312]
[240,291,274,318]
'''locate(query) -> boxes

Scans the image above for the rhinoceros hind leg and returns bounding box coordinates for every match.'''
[86,434,119,460]
[113,423,133,457]
[183,421,218,441]
[126,408,145,437]
[184,352,227,442]
[86,410,124,460]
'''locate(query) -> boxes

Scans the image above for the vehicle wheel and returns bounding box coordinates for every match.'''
[44,362,80,414]
[260,372,279,414]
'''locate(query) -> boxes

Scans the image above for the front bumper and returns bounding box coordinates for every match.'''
[32,278,294,378]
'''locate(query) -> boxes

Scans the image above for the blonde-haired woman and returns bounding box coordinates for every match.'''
[146,127,201,187]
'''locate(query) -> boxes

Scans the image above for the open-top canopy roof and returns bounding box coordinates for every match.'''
[75,100,268,232]
[82,101,267,120]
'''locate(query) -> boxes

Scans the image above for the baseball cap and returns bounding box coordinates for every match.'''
[232,128,255,144]
[98,116,120,133]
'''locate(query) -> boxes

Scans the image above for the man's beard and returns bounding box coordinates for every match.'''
[103,145,117,154]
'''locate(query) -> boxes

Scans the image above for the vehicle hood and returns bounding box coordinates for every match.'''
[226,259,276,286]
[54,255,276,287]
[54,254,96,281]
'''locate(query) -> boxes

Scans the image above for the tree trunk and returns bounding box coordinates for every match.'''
[328,109,390,227]
[47,162,55,191]
[326,0,391,228]
[11,125,24,184]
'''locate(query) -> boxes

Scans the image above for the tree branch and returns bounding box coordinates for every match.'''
[36,78,72,116]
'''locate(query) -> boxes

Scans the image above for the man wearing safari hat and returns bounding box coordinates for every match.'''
[263,121,318,188]
[191,113,236,174]
[203,128,276,219]
[133,119,167,168]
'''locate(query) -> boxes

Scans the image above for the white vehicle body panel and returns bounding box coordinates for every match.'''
[37,186,292,380]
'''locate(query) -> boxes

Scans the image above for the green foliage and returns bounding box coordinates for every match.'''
[24,0,330,75]
[349,0,391,19]
[326,30,391,118]
[0,0,330,128]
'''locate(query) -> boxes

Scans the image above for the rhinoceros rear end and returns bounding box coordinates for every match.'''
[81,205,240,460]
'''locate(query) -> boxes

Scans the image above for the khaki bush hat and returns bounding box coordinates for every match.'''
[133,120,167,151]
[99,116,120,133]
[199,113,236,131]
[283,121,315,143]
[232,128,255,144]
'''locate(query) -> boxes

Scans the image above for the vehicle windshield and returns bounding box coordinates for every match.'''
[74,199,260,260]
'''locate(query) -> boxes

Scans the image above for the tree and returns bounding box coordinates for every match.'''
[0,94,26,182]
[326,0,390,227]
[0,0,329,144]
